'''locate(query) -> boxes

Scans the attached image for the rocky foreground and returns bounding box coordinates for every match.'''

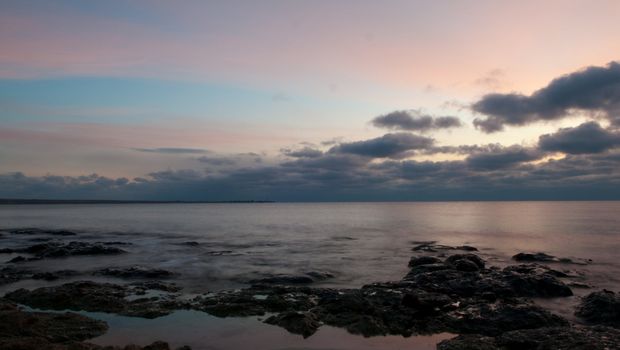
[1,229,619,349]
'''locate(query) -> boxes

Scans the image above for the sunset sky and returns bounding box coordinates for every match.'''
[2,0,620,200]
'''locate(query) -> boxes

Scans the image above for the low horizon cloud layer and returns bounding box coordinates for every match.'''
[2,61,620,201]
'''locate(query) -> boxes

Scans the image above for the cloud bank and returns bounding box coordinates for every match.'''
[473,61,620,132]
[372,110,462,131]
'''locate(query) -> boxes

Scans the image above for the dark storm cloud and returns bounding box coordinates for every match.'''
[472,61,620,132]
[3,147,620,201]
[281,147,323,158]
[0,172,130,200]
[372,110,462,131]
[329,133,434,158]
[465,145,542,170]
[133,147,209,154]
[538,121,620,154]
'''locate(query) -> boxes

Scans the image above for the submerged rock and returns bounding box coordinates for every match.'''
[412,242,478,252]
[248,272,334,285]
[95,266,175,279]
[304,271,335,281]
[0,267,27,285]
[265,311,321,338]
[24,241,127,259]
[512,252,590,265]
[32,270,80,281]
[4,280,182,318]
[4,241,128,262]
[575,290,620,327]
[0,298,107,346]
[5,228,78,236]
[408,256,442,267]
[250,275,314,285]
[0,299,193,349]
[1,266,79,285]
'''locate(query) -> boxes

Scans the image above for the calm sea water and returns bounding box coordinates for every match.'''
[2,202,619,349]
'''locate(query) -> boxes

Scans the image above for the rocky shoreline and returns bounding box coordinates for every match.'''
[1,228,619,349]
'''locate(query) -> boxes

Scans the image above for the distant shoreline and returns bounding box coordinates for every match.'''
[0,199,275,205]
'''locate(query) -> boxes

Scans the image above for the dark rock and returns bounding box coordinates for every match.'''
[501,266,573,298]
[182,241,200,246]
[511,252,588,265]
[0,266,30,285]
[7,256,26,263]
[455,245,479,252]
[8,228,78,236]
[451,302,569,336]
[0,299,107,343]
[185,251,576,338]
[568,282,592,289]
[0,298,191,350]
[401,292,453,315]
[15,241,127,260]
[32,270,79,281]
[264,311,321,338]
[95,266,175,279]
[250,275,314,285]
[439,326,620,350]
[513,252,557,262]
[404,259,572,299]
[497,326,620,349]
[503,263,570,278]
[305,271,335,281]
[408,256,442,267]
[194,285,317,317]
[4,281,181,318]
[446,254,486,270]
[1,266,80,285]
[98,241,133,246]
[437,334,498,350]
[205,250,239,256]
[412,243,479,253]
[130,280,182,293]
[576,290,620,327]
[405,263,451,278]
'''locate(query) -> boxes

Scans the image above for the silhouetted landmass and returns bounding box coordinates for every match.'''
[0,199,274,205]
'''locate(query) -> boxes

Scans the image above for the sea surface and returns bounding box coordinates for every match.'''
[1,201,620,349]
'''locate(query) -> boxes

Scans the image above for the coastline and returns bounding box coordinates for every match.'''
[1,227,619,349]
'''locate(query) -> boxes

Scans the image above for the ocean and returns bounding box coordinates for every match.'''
[1,201,619,349]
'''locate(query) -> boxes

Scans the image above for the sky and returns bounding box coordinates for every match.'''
[1,0,620,201]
